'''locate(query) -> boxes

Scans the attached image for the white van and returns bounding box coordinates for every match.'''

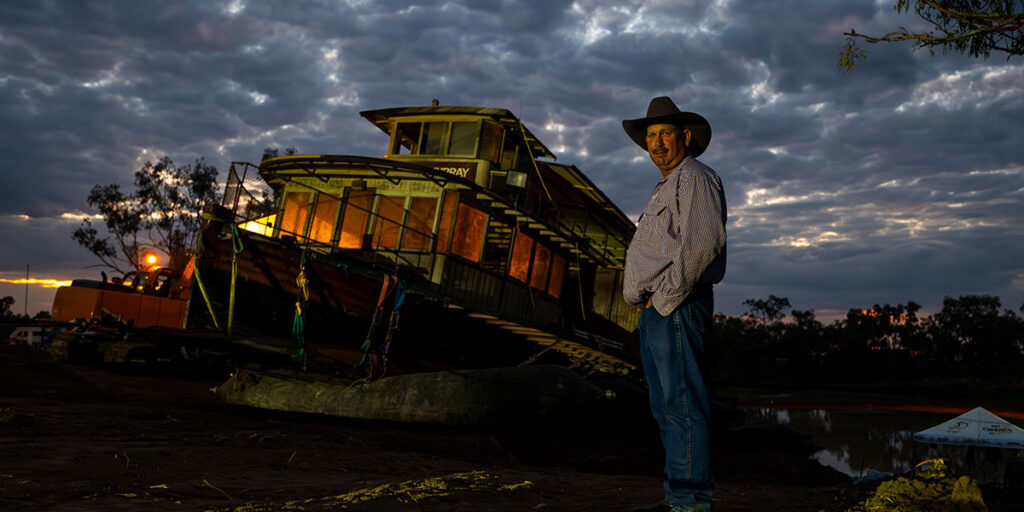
[8,326,45,346]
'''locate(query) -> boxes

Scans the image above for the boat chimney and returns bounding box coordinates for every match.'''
[432,99,439,106]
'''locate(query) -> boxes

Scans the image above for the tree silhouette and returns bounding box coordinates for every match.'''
[743,295,792,324]
[261,146,298,161]
[926,294,1024,368]
[713,294,1022,386]
[72,157,219,274]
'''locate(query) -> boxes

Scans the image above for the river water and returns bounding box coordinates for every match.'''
[726,388,1024,484]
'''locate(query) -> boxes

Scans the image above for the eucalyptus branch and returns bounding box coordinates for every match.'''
[839,1,1023,71]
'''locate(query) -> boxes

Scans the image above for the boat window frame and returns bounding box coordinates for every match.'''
[434,190,458,254]
[277,188,313,241]
[337,187,375,250]
[529,242,553,291]
[508,229,534,284]
[370,194,406,250]
[447,194,489,263]
[547,253,567,298]
[402,195,441,251]
[307,191,343,245]
[363,192,445,253]
[388,116,488,159]
[479,120,503,165]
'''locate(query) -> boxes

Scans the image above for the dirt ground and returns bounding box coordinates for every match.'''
[0,345,957,511]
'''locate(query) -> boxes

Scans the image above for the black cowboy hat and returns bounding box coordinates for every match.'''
[622,96,712,157]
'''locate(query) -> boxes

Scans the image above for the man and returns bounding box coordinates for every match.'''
[622,97,727,512]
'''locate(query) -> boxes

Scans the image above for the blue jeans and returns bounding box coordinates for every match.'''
[638,291,714,507]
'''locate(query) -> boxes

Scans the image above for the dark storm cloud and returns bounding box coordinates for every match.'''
[0,0,1022,318]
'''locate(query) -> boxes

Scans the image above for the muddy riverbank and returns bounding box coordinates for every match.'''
[2,345,1012,511]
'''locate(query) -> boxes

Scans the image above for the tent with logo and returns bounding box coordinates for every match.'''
[913,407,1024,449]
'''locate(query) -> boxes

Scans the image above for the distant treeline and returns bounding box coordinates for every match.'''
[710,294,1024,386]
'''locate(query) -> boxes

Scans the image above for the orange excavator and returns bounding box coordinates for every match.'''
[50,256,193,329]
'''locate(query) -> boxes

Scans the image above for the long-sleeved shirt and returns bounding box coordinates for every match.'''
[623,155,727,316]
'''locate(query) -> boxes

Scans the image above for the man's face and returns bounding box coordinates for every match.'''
[646,123,690,173]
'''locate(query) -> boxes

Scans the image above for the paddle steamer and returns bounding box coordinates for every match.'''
[193,102,641,380]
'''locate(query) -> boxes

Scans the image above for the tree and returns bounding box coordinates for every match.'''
[925,294,1024,368]
[839,0,1024,71]
[743,295,792,324]
[73,157,219,274]
[1,296,14,317]
[778,308,827,373]
[261,146,298,161]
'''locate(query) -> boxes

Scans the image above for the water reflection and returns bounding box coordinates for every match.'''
[735,392,1024,484]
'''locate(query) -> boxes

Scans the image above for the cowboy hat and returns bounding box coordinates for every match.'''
[622,96,712,157]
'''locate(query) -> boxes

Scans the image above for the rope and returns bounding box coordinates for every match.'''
[379,279,407,377]
[292,250,309,362]
[356,275,401,371]
[392,279,407,310]
[574,239,586,321]
[517,119,554,204]
[191,258,220,330]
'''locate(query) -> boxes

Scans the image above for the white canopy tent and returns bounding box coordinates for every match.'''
[914,407,1024,449]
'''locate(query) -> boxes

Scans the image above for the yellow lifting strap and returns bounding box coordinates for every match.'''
[189,237,221,330]
[191,263,220,330]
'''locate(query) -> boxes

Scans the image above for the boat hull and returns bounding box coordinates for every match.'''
[215,365,614,425]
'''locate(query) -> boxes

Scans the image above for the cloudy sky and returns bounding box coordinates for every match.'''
[1,0,1022,320]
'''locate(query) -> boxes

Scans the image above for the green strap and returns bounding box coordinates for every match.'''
[227,224,244,339]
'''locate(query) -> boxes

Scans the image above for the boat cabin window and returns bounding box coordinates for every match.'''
[480,121,502,164]
[548,254,566,298]
[529,244,552,290]
[279,191,311,239]
[392,123,421,155]
[338,191,372,249]
[449,204,487,263]
[509,231,533,283]
[449,122,478,155]
[507,231,566,298]
[309,194,340,244]
[391,121,482,157]
[371,196,405,249]
[435,192,457,253]
[421,122,447,155]
[403,197,438,250]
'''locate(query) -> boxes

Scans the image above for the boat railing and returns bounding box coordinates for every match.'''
[223,162,277,227]
[441,256,561,328]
